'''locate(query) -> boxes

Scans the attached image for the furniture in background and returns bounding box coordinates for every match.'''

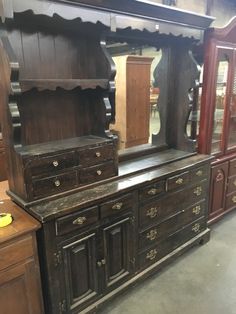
[0,123,7,181]
[0,1,213,313]
[111,55,154,149]
[199,16,236,223]
[0,199,44,314]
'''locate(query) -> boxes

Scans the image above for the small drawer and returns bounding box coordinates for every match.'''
[28,152,76,177]
[166,171,190,191]
[32,171,77,198]
[225,191,236,210]
[100,193,133,219]
[139,181,165,202]
[227,176,236,194]
[79,162,117,185]
[56,206,98,236]
[79,144,115,167]
[190,164,208,181]
[0,235,34,271]
[229,159,236,177]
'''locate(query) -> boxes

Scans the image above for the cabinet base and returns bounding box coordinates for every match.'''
[81,229,210,314]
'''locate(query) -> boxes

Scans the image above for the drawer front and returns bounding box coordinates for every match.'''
[79,144,115,167]
[190,164,208,181]
[79,162,117,185]
[29,152,76,177]
[229,158,236,177]
[166,171,190,191]
[56,206,98,236]
[32,171,77,198]
[0,235,34,271]
[138,218,206,270]
[100,193,133,219]
[139,180,165,202]
[227,176,236,194]
[225,191,236,210]
[139,200,206,250]
[139,181,207,228]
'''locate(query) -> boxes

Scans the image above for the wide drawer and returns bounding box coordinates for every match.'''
[28,152,76,177]
[56,206,99,236]
[139,200,206,250]
[0,235,34,271]
[166,171,190,191]
[32,171,77,198]
[100,193,133,219]
[139,180,207,229]
[190,164,209,181]
[225,191,236,210]
[79,162,117,185]
[79,144,115,167]
[227,175,236,194]
[229,158,236,177]
[138,218,206,270]
[139,180,165,202]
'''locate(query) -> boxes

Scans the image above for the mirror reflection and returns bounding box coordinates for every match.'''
[107,41,162,151]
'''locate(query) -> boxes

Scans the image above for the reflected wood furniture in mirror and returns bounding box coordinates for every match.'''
[199,16,236,224]
[0,0,213,313]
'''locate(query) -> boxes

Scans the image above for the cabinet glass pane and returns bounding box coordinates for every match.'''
[227,67,236,149]
[211,58,229,154]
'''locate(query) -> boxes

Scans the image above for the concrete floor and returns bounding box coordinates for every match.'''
[99,211,236,314]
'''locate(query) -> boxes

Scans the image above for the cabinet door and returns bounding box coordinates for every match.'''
[0,260,44,314]
[61,231,99,312]
[102,216,135,290]
[209,162,228,220]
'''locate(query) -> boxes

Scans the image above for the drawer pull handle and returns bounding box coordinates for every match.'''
[193,186,202,196]
[53,160,59,167]
[146,207,158,219]
[147,188,158,195]
[97,170,102,176]
[97,259,106,267]
[192,223,200,233]
[192,205,201,215]
[233,180,236,187]
[73,216,87,225]
[146,249,158,261]
[54,179,61,187]
[232,196,236,203]
[146,229,158,241]
[196,170,203,176]
[112,202,123,210]
[176,178,184,185]
[95,151,101,157]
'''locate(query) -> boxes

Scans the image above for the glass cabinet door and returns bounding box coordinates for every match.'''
[211,47,233,155]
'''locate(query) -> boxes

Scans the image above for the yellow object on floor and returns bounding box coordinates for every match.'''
[0,213,13,227]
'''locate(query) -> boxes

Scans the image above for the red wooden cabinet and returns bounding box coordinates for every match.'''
[199,17,236,223]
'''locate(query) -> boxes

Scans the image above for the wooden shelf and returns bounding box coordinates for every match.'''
[20,79,109,92]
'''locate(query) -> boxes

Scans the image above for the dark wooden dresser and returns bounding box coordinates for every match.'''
[0,1,214,313]
[0,199,44,314]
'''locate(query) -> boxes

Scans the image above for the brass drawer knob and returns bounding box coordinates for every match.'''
[97,170,102,176]
[112,202,123,210]
[54,179,61,187]
[147,188,158,196]
[53,160,59,167]
[146,229,158,241]
[146,207,158,219]
[146,249,158,261]
[196,170,203,177]
[192,223,200,233]
[95,151,101,158]
[73,216,87,225]
[97,259,106,267]
[176,178,184,185]
[192,205,201,215]
[232,196,236,203]
[193,186,202,196]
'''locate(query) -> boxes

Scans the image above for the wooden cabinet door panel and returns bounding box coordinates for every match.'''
[102,216,134,290]
[209,162,228,218]
[62,232,99,311]
[0,260,44,314]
